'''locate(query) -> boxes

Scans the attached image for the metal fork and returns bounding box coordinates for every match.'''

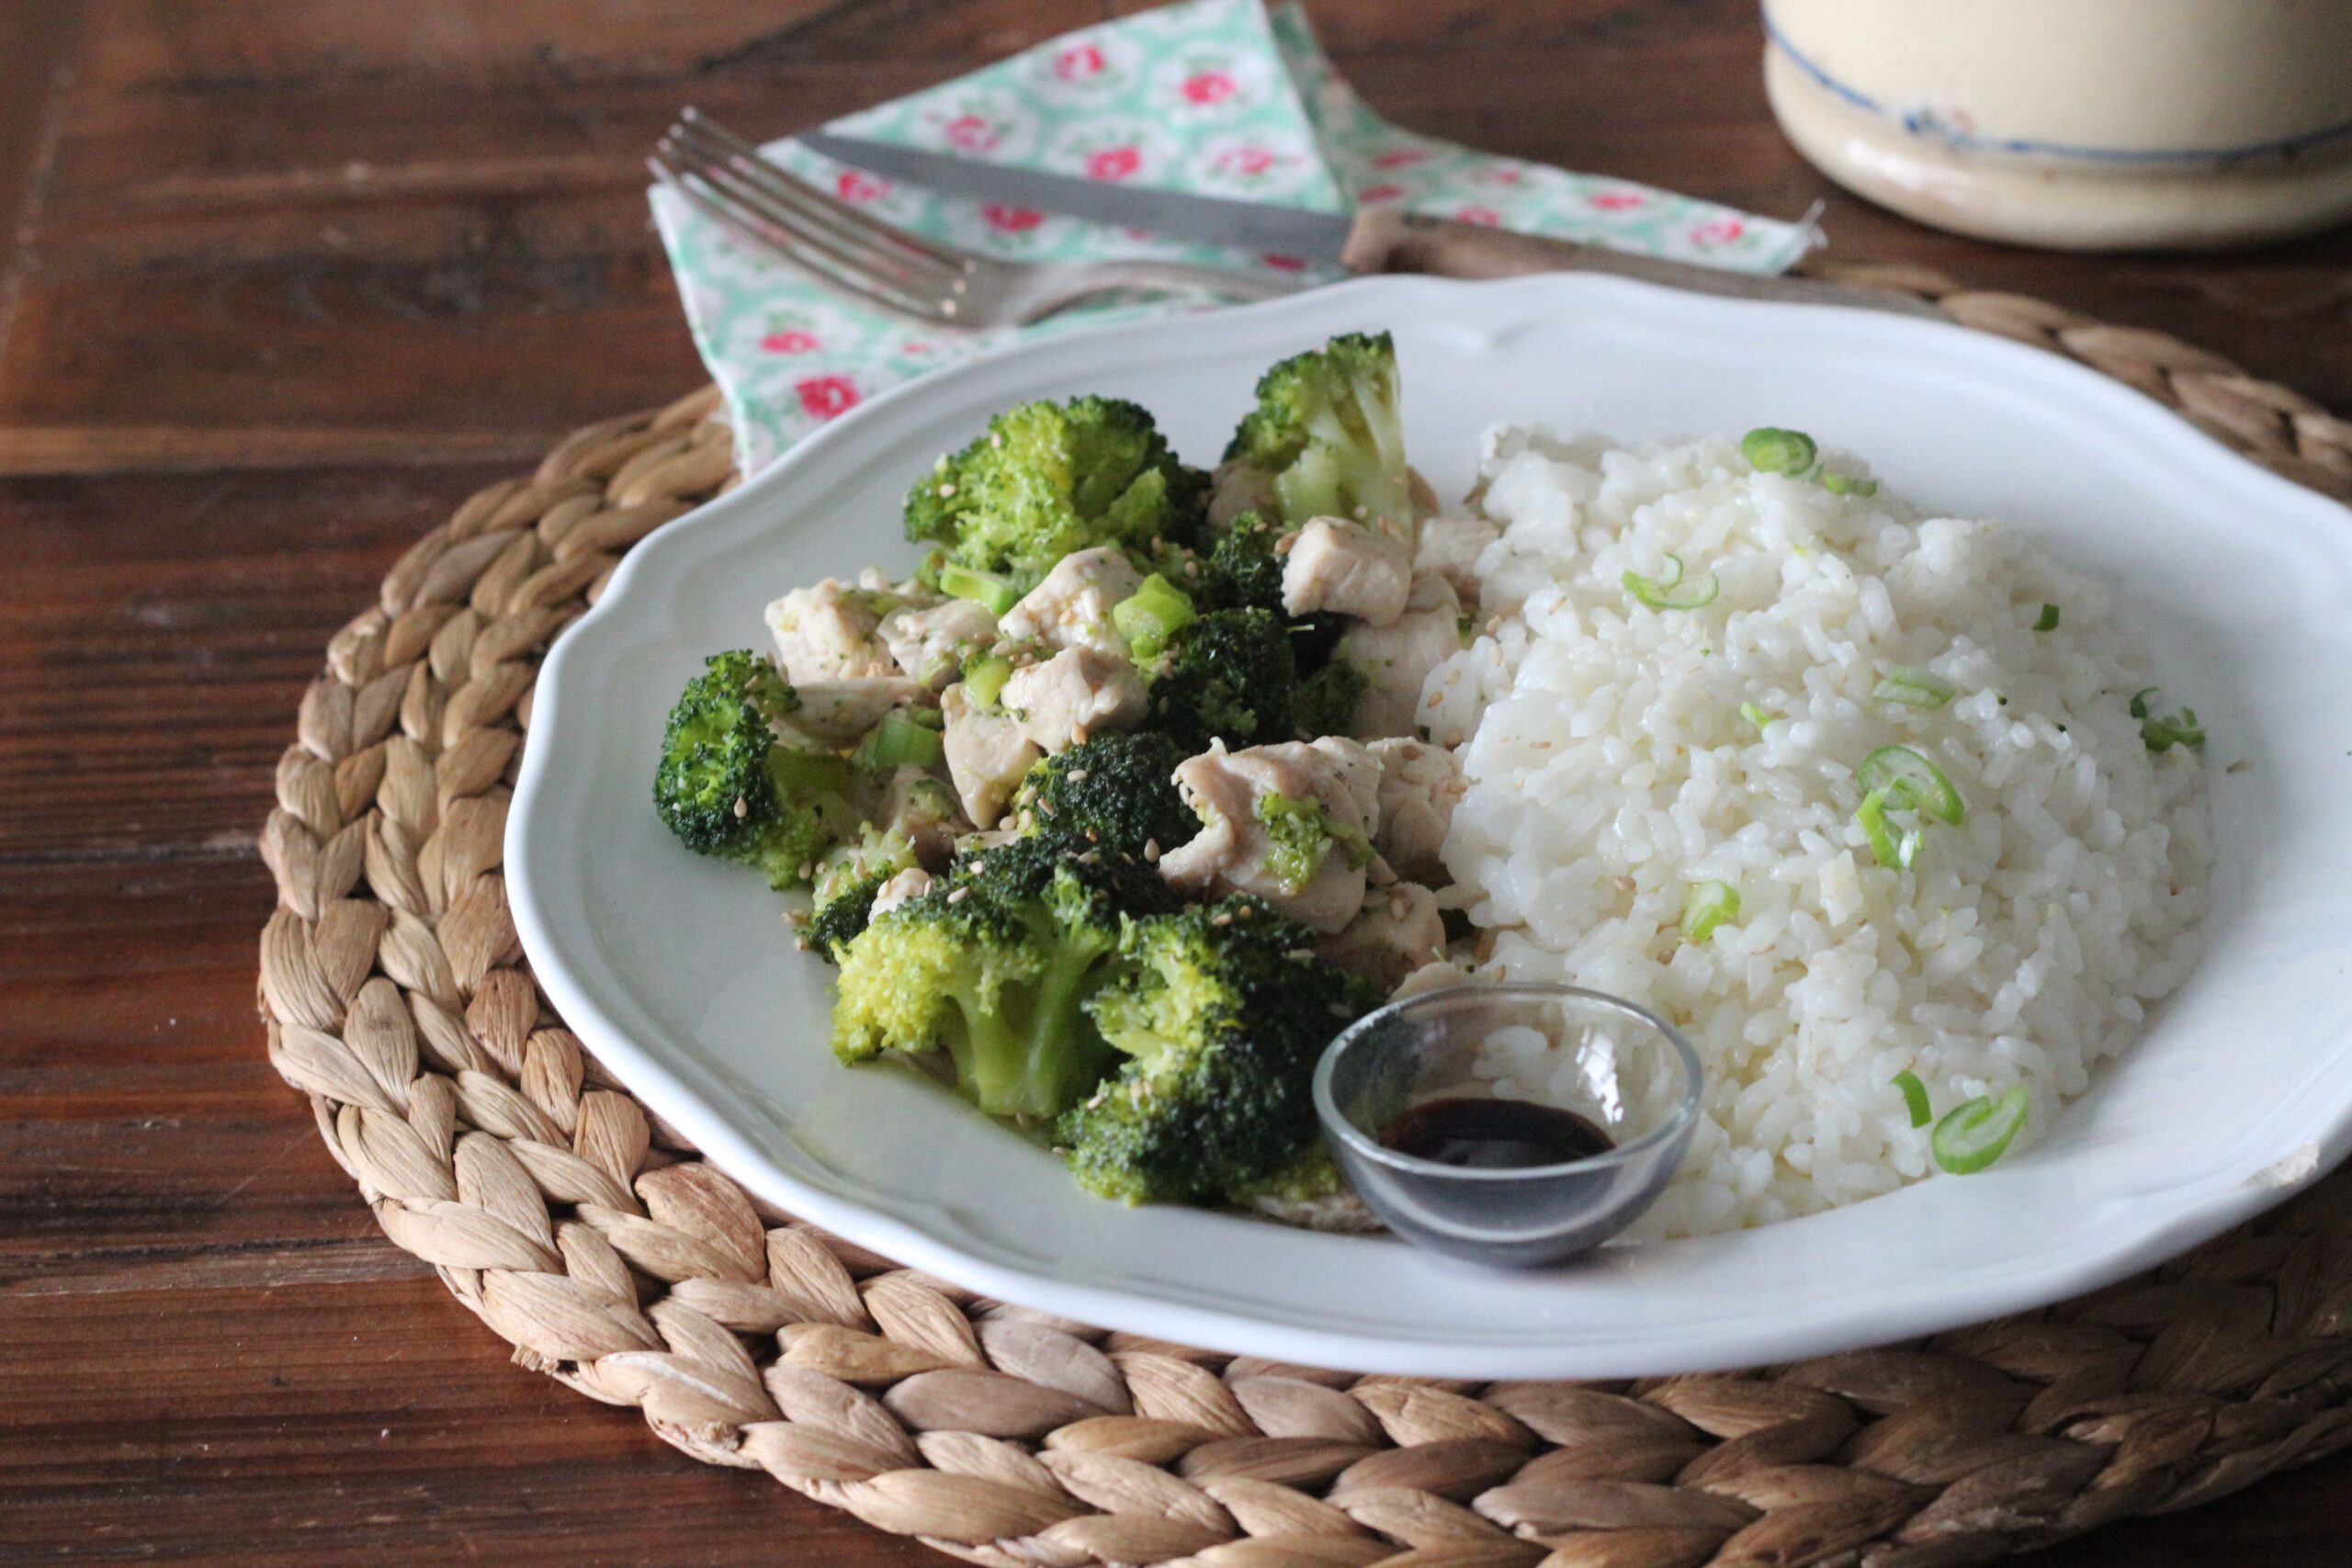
[650,108,1306,328]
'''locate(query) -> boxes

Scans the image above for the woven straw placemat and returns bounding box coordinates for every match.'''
[259,263,2352,1568]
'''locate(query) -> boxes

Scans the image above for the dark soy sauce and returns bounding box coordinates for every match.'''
[1379,1097,1616,1170]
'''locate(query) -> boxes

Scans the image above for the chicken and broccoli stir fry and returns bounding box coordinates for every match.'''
[654,332,1477,1211]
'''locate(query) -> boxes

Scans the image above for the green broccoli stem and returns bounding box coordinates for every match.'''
[938,919,1120,1120]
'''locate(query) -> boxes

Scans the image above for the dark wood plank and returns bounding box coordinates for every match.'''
[0,3,2346,1565]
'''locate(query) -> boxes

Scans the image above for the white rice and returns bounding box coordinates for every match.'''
[1426,428,2211,1238]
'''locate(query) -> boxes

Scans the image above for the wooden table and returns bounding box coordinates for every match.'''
[2,4,2346,1562]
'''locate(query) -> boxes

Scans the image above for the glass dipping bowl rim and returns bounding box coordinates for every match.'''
[1312,981,1706,1184]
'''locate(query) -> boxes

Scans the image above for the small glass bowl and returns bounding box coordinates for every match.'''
[1313,983,1703,1268]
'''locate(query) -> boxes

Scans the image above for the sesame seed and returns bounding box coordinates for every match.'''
[1143,839,1160,862]
[1614,874,1636,893]
[936,482,956,497]
[1329,1002,1354,1019]
[1210,912,1233,927]
[1085,828,1099,842]
[732,796,749,818]
[1067,769,1089,784]
[946,886,968,904]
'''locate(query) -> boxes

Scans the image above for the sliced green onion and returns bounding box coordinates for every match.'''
[1741,426,1818,476]
[1820,470,1878,498]
[1623,553,1720,611]
[1873,667,1956,709]
[961,652,1012,708]
[1856,787,1920,870]
[2144,709,2205,750]
[2034,604,2061,632]
[1857,745,1965,825]
[1932,1085,2030,1174]
[2131,686,2205,750]
[1740,701,1772,732]
[1892,1069,1932,1129]
[938,563,1019,616]
[863,714,943,770]
[1680,881,1740,942]
[1112,572,1196,660]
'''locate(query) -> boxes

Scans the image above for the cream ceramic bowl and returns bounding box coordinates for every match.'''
[1764,0,2352,250]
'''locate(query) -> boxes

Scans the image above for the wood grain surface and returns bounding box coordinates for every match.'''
[2,3,2346,1562]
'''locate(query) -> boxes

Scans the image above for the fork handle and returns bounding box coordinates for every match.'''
[1340,209,1943,320]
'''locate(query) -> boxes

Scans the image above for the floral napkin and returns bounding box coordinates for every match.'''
[651,0,1812,474]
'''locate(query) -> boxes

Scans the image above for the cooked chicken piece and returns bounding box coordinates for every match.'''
[1241,1184,1384,1234]
[1282,515,1414,626]
[1159,739,1382,934]
[1306,736,1384,837]
[1207,457,1278,531]
[941,682,1041,830]
[1413,516,1501,604]
[764,579,896,683]
[1393,958,1476,1000]
[876,765,969,870]
[878,599,998,691]
[1367,737,1466,885]
[786,678,933,743]
[1002,646,1148,756]
[1337,571,1464,739]
[1319,883,1446,995]
[998,546,1141,658]
[868,866,935,919]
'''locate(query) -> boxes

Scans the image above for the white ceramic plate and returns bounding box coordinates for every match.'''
[510,274,2352,1378]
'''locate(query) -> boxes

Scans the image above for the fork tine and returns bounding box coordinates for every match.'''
[655,136,958,315]
[662,127,958,297]
[675,109,970,275]
[650,152,954,324]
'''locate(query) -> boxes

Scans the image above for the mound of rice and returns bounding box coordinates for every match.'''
[1424,429,2211,1238]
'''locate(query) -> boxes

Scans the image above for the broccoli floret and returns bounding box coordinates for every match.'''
[1225,333,1409,531]
[906,396,1207,590]
[1293,655,1367,739]
[653,650,861,888]
[1238,1142,1348,1204]
[1251,792,1373,894]
[805,826,922,963]
[1148,607,1297,752]
[808,875,886,962]
[1058,896,1379,1203]
[1199,507,1352,683]
[1010,733,1199,859]
[1200,509,1286,614]
[831,839,1180,1122]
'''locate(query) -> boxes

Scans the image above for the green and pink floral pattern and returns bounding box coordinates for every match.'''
[652,0,1812,473]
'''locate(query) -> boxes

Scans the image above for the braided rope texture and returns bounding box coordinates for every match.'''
[261,283,2352,1568]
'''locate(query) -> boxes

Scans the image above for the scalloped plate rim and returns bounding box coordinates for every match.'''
[507,272,2352,1378]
